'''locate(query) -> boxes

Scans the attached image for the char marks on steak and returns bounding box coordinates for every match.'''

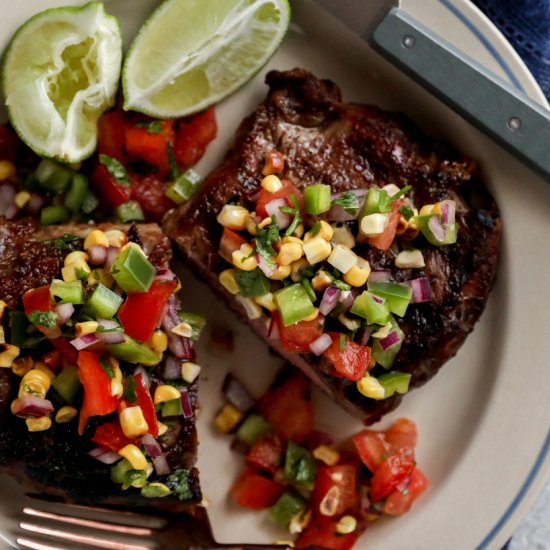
[0,218,200,511]
[164,68,501,424]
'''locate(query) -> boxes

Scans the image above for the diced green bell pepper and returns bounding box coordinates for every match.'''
[178,312,206,341]
[274,284,316,327]
[367,281,412,317]
[268,491,307,528]
[50,280,84,305]
[9,311,28,348]
[162,397,183,417]
[362,188,382,216]
[165,169,202,204]
[51,365,81,404]
[81,190,99,214]
[114,200,145,223]
[141,483,172,498]
[86,283,123,319]
[350,291,391,325]
[236,414,272,446]
[34,159,73,194]
[40,205,69,225]
[304,184,331,215]
[111,458,147,489]
[110,246,155,293]
[64,174,89,213]
[377,371,411,398]
[284,441,316,491]
[107,336,162,366]
[233,268,270,298]
[416,214,458,246]
[371,316,404,369]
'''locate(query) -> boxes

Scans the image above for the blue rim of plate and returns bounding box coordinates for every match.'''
[437,2,547,549]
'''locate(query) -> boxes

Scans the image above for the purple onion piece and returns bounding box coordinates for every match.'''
[378,330,402,351]
[440,200,456,226]
[12,396,54,418]
[141,434,163,458]
[0,184,15,218]
[309,333,332,356]
[88,447,121,465]
[55,303,74,325]
[256,253,275,277]
[222,373,255,414]
[319,287,340,316]
[105,247,121,270]
[97,319,119,331]
[406,277,433,303]
[70,333,101,350]
[267,315,279,340]
[88,245,108,266]
[162,295,194,360]
[428,215,445,242]
[153,454,171,476]
[155,268,176,282]
[265,198,292,229]
[306,430,334,450]
[372,294,385,305]
[180,388,194,419]
[339,288,359,310]
[160,356,182,380]
[134,365,151,388]
[357,326,374,346]
[327,190,367,222]
[26,193,45,215]
[97,331,125,345]
[368,270,391,283]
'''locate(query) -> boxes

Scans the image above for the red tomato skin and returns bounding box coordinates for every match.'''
[90,163,132,208]
[50,337,79,365]
[173,107,217,169]
[258,373,314,444]
[369,448,415,502]
[22,285,52,314]
[230,468,285,510]
[245,434,283,474]
[274,311,325,353]
[296,514,362,550]
[385,418,418,450]
[92,420,134,452]
[367,199,404,251]
[97,110,126,162]
[131,173,175,222]
[133,372,159,437]
[219,228,248,264]
[323,333,371,381]
[352,430,390,473]
[255,179,303,219]
[384,467,430,516]
[310,463,358,517]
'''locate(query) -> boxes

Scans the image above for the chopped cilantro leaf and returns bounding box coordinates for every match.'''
[27,310,57,329]
[309,220,322,236]
[255,219,280,266]
[135,120,163,134]
[167,141,181,180]
[301,278,316,302]
[331,191,360,215]
[399,205,414,221]
[41,234,82,251]
[166,469,194,501]
[339,334,346,352]
[99,154,129,186]
[122,376,137,403]
[333,279,351,291]
[99,358,114,379]
[390,185,412,201]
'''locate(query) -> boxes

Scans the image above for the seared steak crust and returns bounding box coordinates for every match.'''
[164,68,501,424]
[0,218,200,510]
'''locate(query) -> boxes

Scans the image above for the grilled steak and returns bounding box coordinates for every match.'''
[0,218,200,511]
[164,68,501,424]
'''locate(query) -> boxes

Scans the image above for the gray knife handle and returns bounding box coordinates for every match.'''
[371,8,550,180]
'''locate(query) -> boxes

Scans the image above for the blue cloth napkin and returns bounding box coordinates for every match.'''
[472,0,550,100]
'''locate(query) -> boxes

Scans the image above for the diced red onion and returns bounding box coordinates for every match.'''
[155,268,176,282]
[319,287,340,316]
[54,303,74,325]
[0,184,16,218]
[104,247,121,270]
[180,388,194,419]
[160,356,182,380]
[327,190,367,222]
[267,315,279,340]
[340,288,359,310]
[222,373,255,413]
[305,430,334,450]
[428,215,445,242]
[265,198,292,229]
[406,277,433,303]
[357,326,374,346]
[368,269,391,282]
[440,200,456,226]
[134,366,151,388]
[12,396,54,418]
[141,434,163,458]
[88,447,121,465]
[378,330,402,351]
[256,253,275,277]
[153,453,171,476]
[26,193,45,215]
[372,293,385,304]
[88,245,107,266]
[70,333,101,350]
[309,333,332,356]
[97,331,125,345]
[162,296,194,360]
[98,319,119,331]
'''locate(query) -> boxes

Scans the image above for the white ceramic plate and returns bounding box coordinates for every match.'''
[1,1,549,549]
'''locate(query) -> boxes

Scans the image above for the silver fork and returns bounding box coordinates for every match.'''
[17,495,297,550]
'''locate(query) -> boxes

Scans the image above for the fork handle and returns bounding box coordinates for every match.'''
[371,7,550,181]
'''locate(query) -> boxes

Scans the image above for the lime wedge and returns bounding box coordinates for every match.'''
[122,0,291,118]
[1,2,122,163]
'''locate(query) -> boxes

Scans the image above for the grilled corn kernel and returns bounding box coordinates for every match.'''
[219,269,240,295]
[157,422,169,436]
[232,244,257,271]
[258,217,273,229]
[172,322,193,338]
[319,485,341,516]
[111,379,123,398]
[395,249,425,269]
[75,321,99,337]
[0,160,15,180]
[343,259,371,287]
[119,406,149,439]
[55,406,78,423]
[236,295,262,320]
[182,362,201,384]
[148,331,168,354]
[217,205,250,230]
[14,191,31,209]
[110,359,122,382]
[360,213,388,236]
[336,516,357,535]
[245,212,258,236]
[401,215,420,241]
[12,356,33,377]
[87,268,114,287]
[382,183,401,196]
[262,151,285,176]
[64,251,89,266]
[304,220,333,242]
[254,292,277,312]
[293,223,305,239]
[0,300,6,321]
[33,361,55,382]
[419,203,440,216]
[26,417,52,432]
[338,314,360,331]
[62,261,91,282]
[303,237,332,265]
[119,444,147,471]
[328,244,357,274]
[214,403,243,433]
[357,374,385,400]
[121,242,146,256]
[0,326,4,345]
[290,258,309,282]
[331,224,355,249]
[313,445,340,466]
[20,377,49,399]
[311,270,333,292]
[289,509,312,535]
[104,229,128,248]
[274,541,295,548]
[268,264,292,281]
[261,174,283,193]
[154,385,182,405]
[84,229,109,250]
[276,241,303,266]
[0,344,20,368]
[302,308,319,322]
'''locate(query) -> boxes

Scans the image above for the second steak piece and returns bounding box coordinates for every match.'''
[164,68,501,425]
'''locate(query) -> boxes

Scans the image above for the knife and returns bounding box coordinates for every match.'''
[314,0,550,181]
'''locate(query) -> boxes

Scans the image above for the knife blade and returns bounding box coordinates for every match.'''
[314,0,550,181]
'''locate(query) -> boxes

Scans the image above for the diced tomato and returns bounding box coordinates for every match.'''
[90,163,132,209]
[256,179,303,219]
[384,467,429,516]
[369,447,415,502]
[367,199,404,251]
[133,372,158,438]
[245,434,283,474]
[41,350,61,372]
[384,418,418,450]
[296,514,362,550]
[258,373,314,444]
[22,285,52,314]
[230,468,285,510]
[92,419,134,452]
[173,107,217,169]
[97,110,126,162]
[131,173,175,222]
[77,351,119,435]
[310,463,358,517]
[118,280,177,342]
[50,337,79,365]
[274,311,325,353]
[352,430,390,473]
[219,228,249,264]
[323,333,371,382]
[124,118,174,178]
